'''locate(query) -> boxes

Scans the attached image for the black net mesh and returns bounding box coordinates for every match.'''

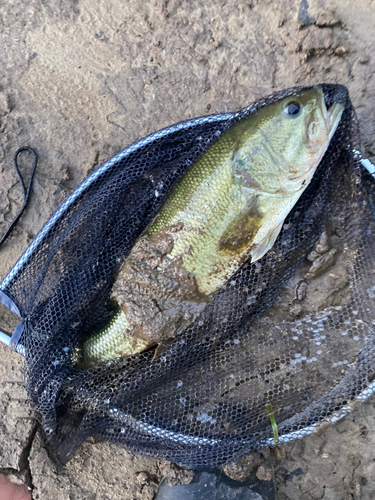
[1,84,374,468]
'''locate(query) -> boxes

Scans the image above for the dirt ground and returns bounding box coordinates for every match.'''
[1,0,375,498]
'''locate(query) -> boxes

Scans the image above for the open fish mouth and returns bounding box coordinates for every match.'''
[303,89,345,148]
[322,83,349,130]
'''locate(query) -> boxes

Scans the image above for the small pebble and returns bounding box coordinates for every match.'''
[335,46,348,56]
[290,303,303,317]
[136,471,149,484]
[315,10,341,28]
[315,230,330,254]
[296,281,307,301]
[256,465,272,481]
[307,249,320,262]
[359,55,370,64]
[305,248,337,280]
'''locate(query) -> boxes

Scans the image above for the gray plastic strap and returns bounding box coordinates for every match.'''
[0,289,21,317]
[0,289,25,353]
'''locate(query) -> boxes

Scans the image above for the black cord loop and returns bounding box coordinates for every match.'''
[0,147,38,247]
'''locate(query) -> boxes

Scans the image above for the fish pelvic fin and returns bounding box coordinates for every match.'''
[218,196,265,255]
[250,221,283,262]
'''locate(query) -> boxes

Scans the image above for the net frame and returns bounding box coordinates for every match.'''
[1,84,374,467]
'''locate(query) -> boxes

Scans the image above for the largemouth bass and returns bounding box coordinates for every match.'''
[78,87,344,368]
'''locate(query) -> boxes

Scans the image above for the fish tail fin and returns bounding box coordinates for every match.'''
[250,222,283,262]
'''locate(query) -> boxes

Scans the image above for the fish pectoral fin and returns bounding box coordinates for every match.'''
[151,338,175,362]
[250,222,283,262]
[218,196,264,255]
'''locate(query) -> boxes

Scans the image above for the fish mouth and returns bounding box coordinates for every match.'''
[303,101,344,151]
[302,86,345,148]
[319,84,348,139]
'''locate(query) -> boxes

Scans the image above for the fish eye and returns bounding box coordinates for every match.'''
[283,101,301,118]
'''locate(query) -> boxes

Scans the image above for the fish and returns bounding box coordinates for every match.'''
[76,87,344,368]
[79,309,150,368]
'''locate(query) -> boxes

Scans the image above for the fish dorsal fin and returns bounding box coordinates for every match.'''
[250,221,283,262]
[218,196,265,254]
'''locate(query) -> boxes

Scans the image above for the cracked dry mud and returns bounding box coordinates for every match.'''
[1,0,375,498]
